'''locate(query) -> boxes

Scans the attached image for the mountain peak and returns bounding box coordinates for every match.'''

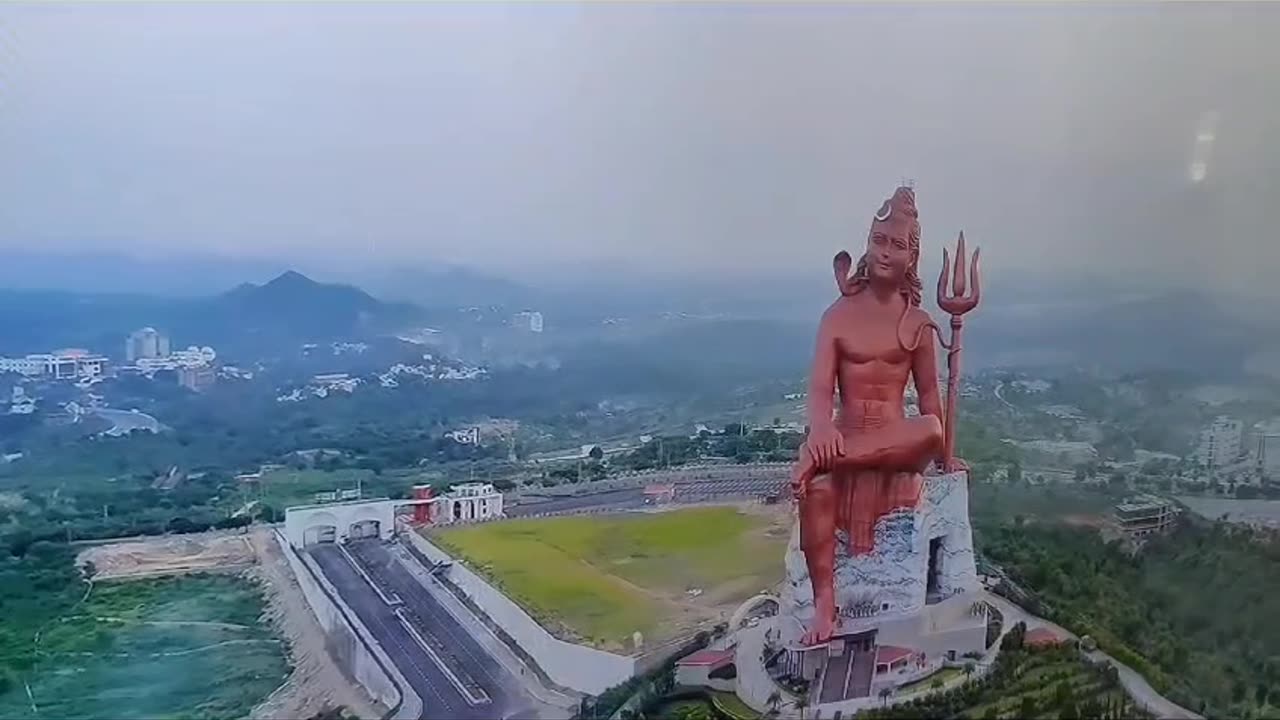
[264,270,316,288]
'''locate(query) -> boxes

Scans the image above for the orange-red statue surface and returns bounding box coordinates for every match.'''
[790,186,980,646]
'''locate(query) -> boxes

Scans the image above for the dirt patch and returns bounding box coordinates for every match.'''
[77,531,257,580]
[75,529,383,720]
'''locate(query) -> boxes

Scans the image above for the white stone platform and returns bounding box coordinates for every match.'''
[779,470,979,642]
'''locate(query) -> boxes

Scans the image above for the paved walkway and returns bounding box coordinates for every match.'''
[734,621,803,717]
[980,591,1201,720]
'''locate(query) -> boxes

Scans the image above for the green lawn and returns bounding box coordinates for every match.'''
[431,506,786,650]
[0,573,288,720]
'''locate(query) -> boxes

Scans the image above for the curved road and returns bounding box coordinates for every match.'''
[981,591,1201,720]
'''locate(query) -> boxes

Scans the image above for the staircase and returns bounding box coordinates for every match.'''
[818,650,853,705]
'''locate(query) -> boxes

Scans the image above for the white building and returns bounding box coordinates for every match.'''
[513,311,544,333]
[446,427,481,445]
[0,351,106,380]
[1254,419,1280,480]
[436,482,503,524]
[126,327,170,362]
[1196,416,1243,470]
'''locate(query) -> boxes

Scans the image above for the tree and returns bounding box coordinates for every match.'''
[767,690,783,714]
[879,687,893,706]
[794,694,809,720]
[588,445,604,461]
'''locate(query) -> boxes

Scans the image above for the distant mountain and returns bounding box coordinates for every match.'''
[203,270,419,343]
[0,271,424,359]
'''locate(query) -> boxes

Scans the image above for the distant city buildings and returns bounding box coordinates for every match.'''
[1113,495,1181,540]
[513,311,544,333]
[135,345,216,372]
[1196,416,1243,470]
[126,327,170,362]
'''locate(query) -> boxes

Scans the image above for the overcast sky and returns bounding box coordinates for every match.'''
[1,3,1277,291]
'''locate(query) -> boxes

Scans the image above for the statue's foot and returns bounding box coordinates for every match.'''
[798,609,839,645]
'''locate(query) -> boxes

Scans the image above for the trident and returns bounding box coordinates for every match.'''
[936,232,981,472]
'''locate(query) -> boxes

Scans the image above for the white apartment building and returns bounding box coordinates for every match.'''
[436,482,503,524]
[126,327,171,362]
[1196,416,1243,470]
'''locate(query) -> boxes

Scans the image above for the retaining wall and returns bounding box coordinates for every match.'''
[273,532,420,719]
[404,530,635,695]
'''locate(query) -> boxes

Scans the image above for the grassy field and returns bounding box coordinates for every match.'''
[0,573,288,720]
[431,506,789,650]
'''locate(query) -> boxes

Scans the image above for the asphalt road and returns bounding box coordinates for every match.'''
[310,543,537,720]
[348,540,539,719]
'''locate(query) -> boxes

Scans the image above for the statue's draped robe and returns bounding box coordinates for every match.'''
[831,414,924,555]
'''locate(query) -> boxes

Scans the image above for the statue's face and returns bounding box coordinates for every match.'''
[866,213,914,285]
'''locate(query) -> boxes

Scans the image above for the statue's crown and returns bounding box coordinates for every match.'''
[873,186,919,224]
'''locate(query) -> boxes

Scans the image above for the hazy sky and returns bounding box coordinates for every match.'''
[1,3,1277,289]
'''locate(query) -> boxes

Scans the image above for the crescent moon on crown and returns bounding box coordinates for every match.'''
[874,201,892,222]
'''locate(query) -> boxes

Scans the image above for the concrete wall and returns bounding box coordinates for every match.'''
[404,531,635,695]
[273,532,421,719]
[284,500,398,548]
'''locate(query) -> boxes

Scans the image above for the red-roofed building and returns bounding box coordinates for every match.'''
[1025,627,1066,648]
[874,645,919,675]
[676,647,736,689]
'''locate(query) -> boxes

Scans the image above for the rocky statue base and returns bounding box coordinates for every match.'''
[774,470,988,709]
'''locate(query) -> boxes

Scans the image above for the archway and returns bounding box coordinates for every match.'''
[349,519,381,540]
[303,524,337,546]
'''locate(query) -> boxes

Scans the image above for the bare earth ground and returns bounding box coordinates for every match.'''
[78,531,257,579]
[76,528,383,720]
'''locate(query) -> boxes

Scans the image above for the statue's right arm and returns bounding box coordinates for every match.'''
[805,304,844,468]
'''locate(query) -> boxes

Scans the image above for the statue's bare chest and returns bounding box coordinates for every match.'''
[833,319,912,366]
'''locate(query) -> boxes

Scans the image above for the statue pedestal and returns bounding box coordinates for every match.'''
[774,471,987,706]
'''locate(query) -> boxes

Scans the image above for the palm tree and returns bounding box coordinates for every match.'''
[879,687,893,707]
[767,690,782,715]
[963,661,977,682]
[794,694,809,720]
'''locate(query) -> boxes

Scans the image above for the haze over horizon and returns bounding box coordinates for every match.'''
[2,3,1278,295]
